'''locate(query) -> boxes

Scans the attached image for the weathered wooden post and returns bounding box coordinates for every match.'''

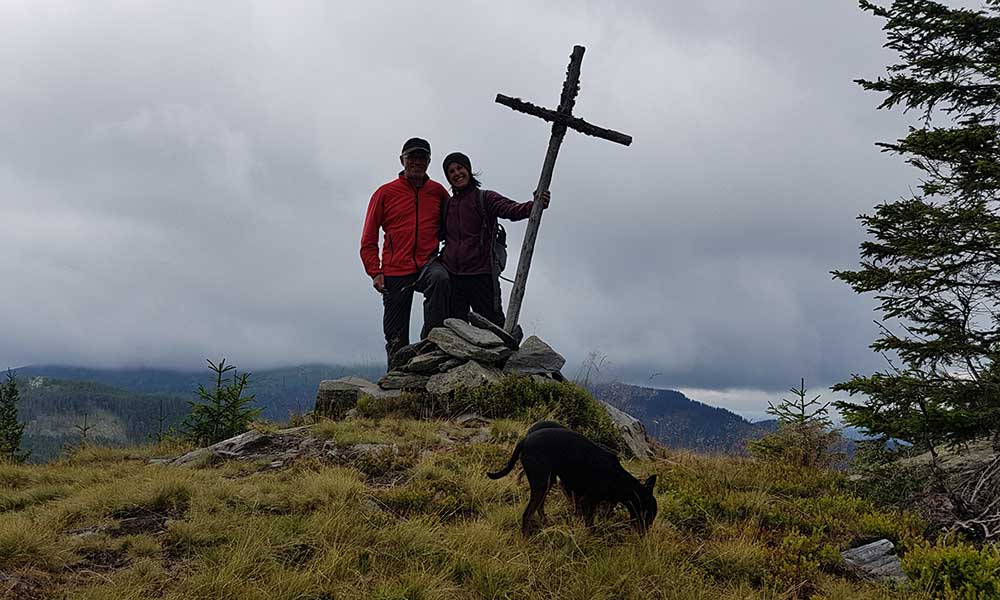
[496,45,632,333]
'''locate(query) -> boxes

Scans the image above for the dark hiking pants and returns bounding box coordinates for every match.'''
[450,273,505,328]
[382,260,450,370]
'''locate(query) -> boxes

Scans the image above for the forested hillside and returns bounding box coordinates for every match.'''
[594,382,777,453]
[17,377,190,463]
[19,364,382,422]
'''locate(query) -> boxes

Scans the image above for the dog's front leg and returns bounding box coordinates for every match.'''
[581,498,597,528]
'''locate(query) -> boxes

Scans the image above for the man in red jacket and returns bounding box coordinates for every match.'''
[360,138,451,370]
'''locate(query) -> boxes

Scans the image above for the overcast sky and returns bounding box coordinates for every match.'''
[1,1,931,417]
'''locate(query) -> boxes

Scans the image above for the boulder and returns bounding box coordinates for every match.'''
[428,327,511,363]
[426,360,503,395]
[503,335,566,375]
[841,539,907,584]
[316,377,400,419]
[468,311,520,350]
[405,350,452,373]
[313,377,401,419]
[445,318,505,348]
[600,401,654,460]
[167,425,313,466]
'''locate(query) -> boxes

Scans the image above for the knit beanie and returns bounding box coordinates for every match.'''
[442,152,472,176]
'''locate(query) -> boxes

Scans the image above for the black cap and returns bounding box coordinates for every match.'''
[442,151,472,174]
[401,137,431,156]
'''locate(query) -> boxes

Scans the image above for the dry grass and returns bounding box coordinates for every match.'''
[0,416,933,599]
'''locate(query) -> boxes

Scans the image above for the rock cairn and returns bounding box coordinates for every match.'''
[379,315,566,396]
[315,313,566,419]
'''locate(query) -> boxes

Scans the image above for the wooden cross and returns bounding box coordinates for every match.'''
[496,45,632,334]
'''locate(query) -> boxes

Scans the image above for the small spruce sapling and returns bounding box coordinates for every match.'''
[182,358,262,446]
[73,413,94,445]
[749,379,845,468]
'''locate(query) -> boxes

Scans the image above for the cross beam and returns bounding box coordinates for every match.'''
[496,45,632,333]
[495,95,633,146]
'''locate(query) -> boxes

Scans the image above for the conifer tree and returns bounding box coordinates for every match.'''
[833,1,1000,450]
[182,358,261,446]
[0,369,28,463]
[749,379,843,468]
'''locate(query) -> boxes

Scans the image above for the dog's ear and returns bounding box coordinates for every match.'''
[643,475,656,491]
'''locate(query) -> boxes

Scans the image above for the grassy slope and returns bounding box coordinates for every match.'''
[0,417,927,600]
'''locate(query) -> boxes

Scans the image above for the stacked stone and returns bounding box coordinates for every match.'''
[377,314,566,396]
[315,312,567,419]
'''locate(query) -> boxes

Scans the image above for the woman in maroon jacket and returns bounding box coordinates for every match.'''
[439,152,550,327]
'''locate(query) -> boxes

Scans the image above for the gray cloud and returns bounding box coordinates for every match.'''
[1,1,922,405]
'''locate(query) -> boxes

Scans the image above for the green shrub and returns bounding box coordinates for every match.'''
[768,528,826,589]
[452,377,626,455]
[847,439,931,507]
[903,538,1000,599]
[748,379,845,469]
[349,377,626,456]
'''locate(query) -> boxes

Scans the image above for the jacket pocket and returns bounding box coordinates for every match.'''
[384,233,395,270]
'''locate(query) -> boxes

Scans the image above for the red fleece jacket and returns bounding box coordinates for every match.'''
[360,174,449,277]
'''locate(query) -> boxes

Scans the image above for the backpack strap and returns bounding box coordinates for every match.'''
[438,195,450,241]
[473,189,498,249]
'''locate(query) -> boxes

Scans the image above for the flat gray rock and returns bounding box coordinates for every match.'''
[405,350,452,373]
[168,429,273,466]
[377,371,429,390]
[503,335,566,375]
[445,318,505,348]
[841,539,907,584]
[426,360,503,395]
[438,358,466,372]
[428,327,511,363]
[319,376,374,391]
[468,311,520,350]
[455,413,491,426]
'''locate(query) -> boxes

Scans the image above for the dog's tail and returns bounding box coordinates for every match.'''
[486,439,524,479]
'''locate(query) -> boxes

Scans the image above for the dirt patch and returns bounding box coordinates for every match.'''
[72,547,130,572]
[0,570,50,600]
[110,504,188,537]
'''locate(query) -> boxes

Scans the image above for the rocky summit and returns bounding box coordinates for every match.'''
[375,313,567,396]
[313,313,656,459]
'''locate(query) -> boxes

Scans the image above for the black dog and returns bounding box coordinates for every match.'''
[521,420,609,517]
[526,419,566,435]
[488,427,657,536]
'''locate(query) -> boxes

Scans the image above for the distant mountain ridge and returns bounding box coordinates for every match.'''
[591,382,777,454]
[18,364,383,421]
[13,365,775,461]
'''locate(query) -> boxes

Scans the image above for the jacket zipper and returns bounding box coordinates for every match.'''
[412,186,420,271]
[459,194,466,274]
